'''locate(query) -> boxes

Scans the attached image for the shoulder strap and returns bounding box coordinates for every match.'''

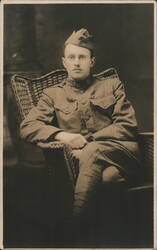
[94,67,118,80]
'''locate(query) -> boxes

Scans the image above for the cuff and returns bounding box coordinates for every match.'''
[47,129,64,142]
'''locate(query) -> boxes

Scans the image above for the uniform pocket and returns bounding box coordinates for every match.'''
[54,101,77,114]
[90,95,116,110]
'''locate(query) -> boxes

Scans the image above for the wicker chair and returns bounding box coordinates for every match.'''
[11,69,153,191]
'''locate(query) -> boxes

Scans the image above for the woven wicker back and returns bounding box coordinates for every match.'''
[11,69,67,121]
[138,133,153,181]
[11,67,117,122]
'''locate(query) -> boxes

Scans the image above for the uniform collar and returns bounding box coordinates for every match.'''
[66,75,94,90]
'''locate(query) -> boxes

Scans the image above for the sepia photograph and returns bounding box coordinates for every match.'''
[2,0,155,248]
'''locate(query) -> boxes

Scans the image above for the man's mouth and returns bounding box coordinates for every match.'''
[73,69,82,72]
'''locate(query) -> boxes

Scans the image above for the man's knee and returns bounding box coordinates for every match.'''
[102,166,125,184]
[79,141,100,165]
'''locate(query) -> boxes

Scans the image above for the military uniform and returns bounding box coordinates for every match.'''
[20,69,141,216]
[20,28,141,220]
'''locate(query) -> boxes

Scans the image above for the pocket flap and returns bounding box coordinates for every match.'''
[90,95,116,109]
[55,101,77,114]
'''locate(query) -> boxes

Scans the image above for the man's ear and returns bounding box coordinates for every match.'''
[91,57,95,67]
[62,57,66,68]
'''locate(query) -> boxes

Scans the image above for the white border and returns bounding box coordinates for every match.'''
[0,2,3,250]
[154,2,157,249]
[1,1,156,250]
[0,0,155,4]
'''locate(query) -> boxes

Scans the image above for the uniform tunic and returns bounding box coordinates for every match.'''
[20,70,141,215]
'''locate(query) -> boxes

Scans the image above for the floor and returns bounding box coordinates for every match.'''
[3,165,154,248]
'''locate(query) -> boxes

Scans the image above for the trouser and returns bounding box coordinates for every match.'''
[73,140,138,217]
[54,140,139,247]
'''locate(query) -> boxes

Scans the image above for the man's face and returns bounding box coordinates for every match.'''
[62,44,95,80]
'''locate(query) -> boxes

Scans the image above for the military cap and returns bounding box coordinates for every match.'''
[64,28,94,51]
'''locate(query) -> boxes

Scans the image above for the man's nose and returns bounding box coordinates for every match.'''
[74,57,80,66]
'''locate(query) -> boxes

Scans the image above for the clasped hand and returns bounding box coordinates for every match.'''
[55,131,87,149]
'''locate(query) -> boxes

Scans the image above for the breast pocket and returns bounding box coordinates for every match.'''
[90,95,116,114]
[54,101,77,114]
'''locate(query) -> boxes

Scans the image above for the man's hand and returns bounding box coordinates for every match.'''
[54,131,87,149]
[72,149,83,159]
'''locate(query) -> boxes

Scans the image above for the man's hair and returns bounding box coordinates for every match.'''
[62,44,94,58]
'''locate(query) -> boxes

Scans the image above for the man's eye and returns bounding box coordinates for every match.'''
[79,55,86,59]
[68,55,75,59]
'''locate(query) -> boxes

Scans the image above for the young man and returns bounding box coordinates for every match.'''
[20,28,141,244]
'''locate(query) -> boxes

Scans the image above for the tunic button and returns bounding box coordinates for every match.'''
[81,101,87,105]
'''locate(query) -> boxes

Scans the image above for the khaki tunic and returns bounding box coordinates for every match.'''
[20,71,140,168]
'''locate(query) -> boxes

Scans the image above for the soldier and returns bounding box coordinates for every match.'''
[20,28,141,245]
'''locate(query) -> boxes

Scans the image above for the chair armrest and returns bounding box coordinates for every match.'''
[138,131,153,137]
[37,141,65,149]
